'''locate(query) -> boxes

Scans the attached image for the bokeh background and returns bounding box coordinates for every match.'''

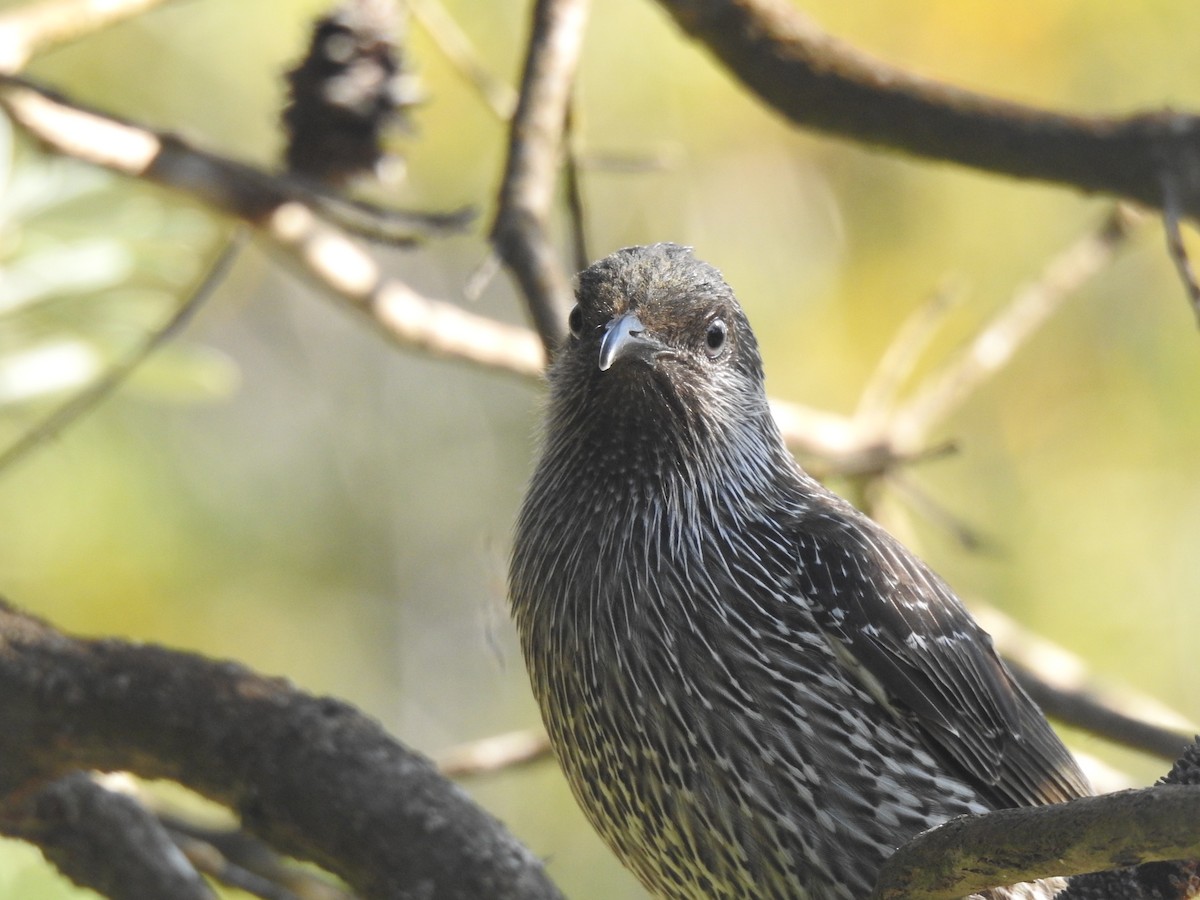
[2,0,1200,897]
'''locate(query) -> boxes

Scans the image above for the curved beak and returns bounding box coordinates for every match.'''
[598,312,652,372]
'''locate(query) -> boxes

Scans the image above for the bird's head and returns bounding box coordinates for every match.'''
[546,244,774,459]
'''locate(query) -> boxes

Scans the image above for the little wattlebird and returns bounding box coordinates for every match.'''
[509,243,1091,900]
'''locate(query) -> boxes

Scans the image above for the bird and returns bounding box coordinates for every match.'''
[509,243,1091,900]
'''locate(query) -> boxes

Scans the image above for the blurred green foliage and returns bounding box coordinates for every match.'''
[1,0,1200,897]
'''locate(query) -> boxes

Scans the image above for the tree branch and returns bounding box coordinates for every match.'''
[975,603,1197,763]
[439,729,553,778]
[654,0,1200,218]
[0,230,246,472]
[871,781,1200,900]
[0,601,563,900]
[159,813,355,900]
[891,206,1141,451]
[3,772,217,900]
[0,0,172,74]
[0,75,546,381]
[490,0,591,353]
[409,0,517,119]
[0,72,894,463]
[1011,661,1192,763]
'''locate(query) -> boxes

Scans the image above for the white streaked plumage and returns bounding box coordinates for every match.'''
[511,244,1088,900]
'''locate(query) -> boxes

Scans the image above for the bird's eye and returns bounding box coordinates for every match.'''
[568,305,584,338]
[704,319,728,357]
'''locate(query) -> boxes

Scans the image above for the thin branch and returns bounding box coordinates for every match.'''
[302,189,475,245]
[892,205,1141,450]
[1010,661,1192,763]
[0,0,172,74]
[490,0,591,353]
[854,277,965,430]
[0,600,564,900]
[870,782,1200,900]
[1161,168,1200,325]
[439,729,553,778]
[408,0,517,119]
[562,103,590,274]
[0,72,1162,512]
[768,398,881,466]
[266,201,545,377]
[0,75,547,380]
[781,206,1143,477]
[162,816,355,900]
[655,0,1200,218]
[0,231,245,471]
[974,602,1197,762]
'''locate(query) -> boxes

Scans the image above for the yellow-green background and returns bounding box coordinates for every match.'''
[2,0,1199,897]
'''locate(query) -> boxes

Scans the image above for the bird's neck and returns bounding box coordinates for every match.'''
[539,397,800,544]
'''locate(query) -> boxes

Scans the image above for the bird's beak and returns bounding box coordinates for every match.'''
[598,312,652,372]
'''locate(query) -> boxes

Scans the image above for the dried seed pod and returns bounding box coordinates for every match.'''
[282,0,421,186]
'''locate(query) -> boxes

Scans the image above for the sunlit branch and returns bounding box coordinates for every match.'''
[0,0,172,74]
[0,76,546,381]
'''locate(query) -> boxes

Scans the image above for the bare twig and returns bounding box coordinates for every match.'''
[168,830,302,900]
[490,0,591,353]
[655,0,1200,219]
[0,0,172,74]
[975,602,1197,762]
[408,0,517,119]
[266,201,545,376]
[562,103,590,273]
[1011,661,1192,763]
[871,781,1200,900]
[780,206,1144,477]
[0,231,245,471]
[855,277,965,430]
[304,194,475,246]
[6,75,1137,476]
[163,818,356,900]
[892,205,1141,450]
[439,729,553,778]
[1161,169,1200,325]
[768,398,877,466]
[0,76,546,380]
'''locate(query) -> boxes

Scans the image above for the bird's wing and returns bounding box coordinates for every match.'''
[793,504,1091,808]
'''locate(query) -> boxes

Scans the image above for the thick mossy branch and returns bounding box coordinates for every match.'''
[0,601,563,900]
[872,777,1200,899]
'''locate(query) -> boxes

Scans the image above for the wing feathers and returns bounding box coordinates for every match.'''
[794,505,1091,808]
